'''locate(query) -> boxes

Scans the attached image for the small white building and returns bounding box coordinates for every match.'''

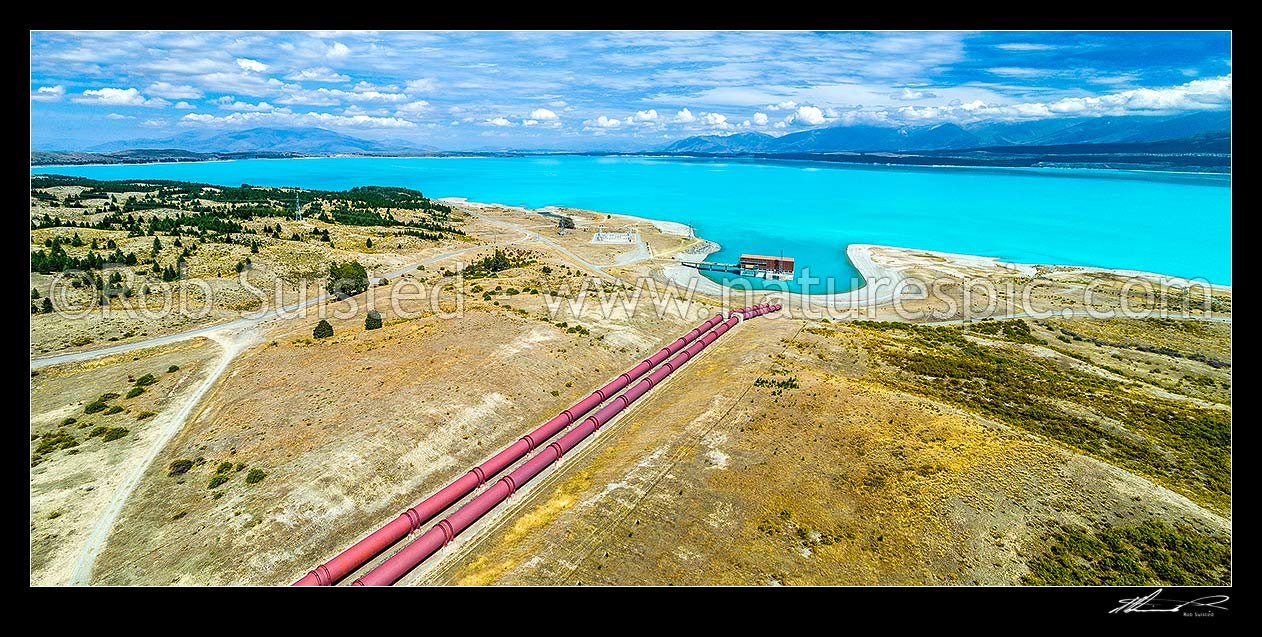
[592,227,641,244]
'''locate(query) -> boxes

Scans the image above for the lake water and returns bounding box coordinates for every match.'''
[32,156,1232,291]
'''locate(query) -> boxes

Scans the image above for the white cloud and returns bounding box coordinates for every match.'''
[181,110,414,129]
[196,72,285,96]
[274,86,409,106]
[633,109,659,121]
[145,82,203,99]
[219,100,276,112]
[994,43,1058,51]
[73,87,168,107]
[672,108,696,123]
[327,42,351,58]
[987,67,1049,78]
[894,74,1233,123]
[174,101,196,110]
[787,105,826,125]
[395,100,430,115]
[284,67,350,83]
[530,107,559,120]
[236,58,268,73]
[892,87,937,101]
[702,112,730,129]
[105,113,134,120]
[548,99,568,108]
[342,105,387,117]
[486,117,515,127]
[766,100,798,111]
[405,78,437,93]
[30,85,64,102]
[522,119,538,126]
[773,121,787,129]
[353,90,409,103]
[274,87,341,106]
[592,115,622,128]
[752,112,768,126]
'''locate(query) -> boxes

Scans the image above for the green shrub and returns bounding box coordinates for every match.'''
[125,386,145,399]
[235,462,246,472]
[34,430,79,454]
[365,309,383,330]
[103,405,124,415]
[172,510,188,520]
[1024,521,1230,585]
[245,468,267,485]
[212,491,224,500]
[84,400,108,414]
[313,319,334,339]
[167,365,180,373]
[134,373,157,386]
[61,417,77,427]
[135,411,156,420]
[101,427,129,442]
[208,473,230,489]
[216,461,234,474]
[168,459,194,476]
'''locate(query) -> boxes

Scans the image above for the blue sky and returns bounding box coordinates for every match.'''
[30,31,1231,151]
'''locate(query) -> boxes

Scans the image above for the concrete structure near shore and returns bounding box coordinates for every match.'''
[593,227,641,244]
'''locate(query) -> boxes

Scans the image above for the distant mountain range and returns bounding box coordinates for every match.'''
[30,112,1230,172]
[661,111,1231,154]
[80,127,432,154]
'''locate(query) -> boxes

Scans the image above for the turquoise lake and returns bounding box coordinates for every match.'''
[33,156,1232,291]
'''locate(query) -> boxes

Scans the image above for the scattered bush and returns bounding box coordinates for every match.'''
[101,427,129,442]
[125,386,145,399]
[313,319,334,339]
[208,473,230,489]
[245,468,267,485]
[172,510,188,520]
[134,373,157,386]
[168,459,194,476]
[216,461,234,474]
[135,411,156,420]
[103,405,124,415]
[34,430,79,454]
[234,462,246,472]
[167,365,179,373]
[61,417,77,427]
[365,309,383,330]
[1024,521,1230,585]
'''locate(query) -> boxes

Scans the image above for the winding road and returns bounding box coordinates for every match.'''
[47,233,531,585]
